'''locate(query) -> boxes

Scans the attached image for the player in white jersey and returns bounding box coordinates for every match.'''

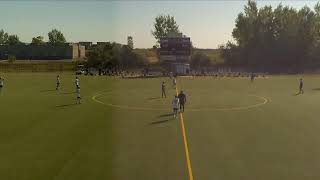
[172,95,180,119]
[76,86,81,104]
[75,76,80,88]
[56,75,60,91]
[173,77,177,88]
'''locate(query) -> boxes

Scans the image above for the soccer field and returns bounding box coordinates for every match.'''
[1,73,320,180]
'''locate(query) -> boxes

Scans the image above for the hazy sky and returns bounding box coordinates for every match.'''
[0,1,318,48]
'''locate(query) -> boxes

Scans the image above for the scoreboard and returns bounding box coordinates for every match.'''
[160,37,191,56]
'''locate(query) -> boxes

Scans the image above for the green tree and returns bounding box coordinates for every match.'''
[87,43,145,69]
[127,36,134,49]
[221,0,320,72]
[48,29,66,45]
[190,51,211,69]
[87,42,115,68]
[8,55,16,63]
[151,14,181,45]
[31,36,45,45]
[0,29,8,45]
[7,35,21,45]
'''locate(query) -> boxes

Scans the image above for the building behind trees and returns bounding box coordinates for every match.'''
[0,43,85,60]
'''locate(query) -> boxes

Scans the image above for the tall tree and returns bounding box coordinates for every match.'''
[221,0,320,72]
[7,35,21,45]
[127,36,134,49]
[151,15,181,45]
[87,43,145,69]
[190,51,211,69]
[48,29,66,45]
[0,29,8,45]
[31,36,45,45]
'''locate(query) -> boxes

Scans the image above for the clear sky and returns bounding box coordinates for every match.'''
[0,0,318,48]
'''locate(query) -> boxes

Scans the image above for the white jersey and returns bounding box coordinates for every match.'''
[56,77,60,84]
[173,78,177,85]
[75,79,79,86]
[0,79,3,86]
[172,97,180,109]
[76,88,81,97]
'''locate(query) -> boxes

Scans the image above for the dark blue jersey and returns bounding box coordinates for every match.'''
[299,81,303,88]
[178,93,186,104]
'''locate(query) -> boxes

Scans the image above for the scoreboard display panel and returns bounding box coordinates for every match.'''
[160,37,191,56]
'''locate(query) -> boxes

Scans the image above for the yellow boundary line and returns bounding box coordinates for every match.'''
[175,86,194,180]
[92,92,269,112]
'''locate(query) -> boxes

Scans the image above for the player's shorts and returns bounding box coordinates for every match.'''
[173,108,178,111]
[0,85,2,88]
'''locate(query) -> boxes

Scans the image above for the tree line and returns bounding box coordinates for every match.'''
[0,29,66,45]
[86,42,146,69]
[220,0,320,72]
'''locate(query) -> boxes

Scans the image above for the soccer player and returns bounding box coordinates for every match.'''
[0,76,4,88]
[172,95,180,119]
[161,81,166,98]
[56,75,60,91]
[75,76,80,88]
[173,77,177,88]
[299,78,304,94]
[178,90,187,112]
[250,73,255,82]
[76,86,81,104]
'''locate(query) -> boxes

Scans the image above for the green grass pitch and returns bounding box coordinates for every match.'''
[0,73,320,180]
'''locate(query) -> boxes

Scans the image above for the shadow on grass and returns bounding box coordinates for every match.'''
[56,103,77,108]
[59,92,75,95]
[147,97,161,100]
[40,89,56,92]
[293,92,303,96]
[158,113,174,118]
[149,119,171,125]
[312,88,320,91]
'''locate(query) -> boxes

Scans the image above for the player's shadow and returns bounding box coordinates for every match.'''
[149,119,170,125]
[148,113,174,125]
[292,92,303,96]
[158,113,174,118]
[40,89,56,92]
[59,92,75,95]
[312,88,320,91]
[147,97,161,100]
[56,103,77,108]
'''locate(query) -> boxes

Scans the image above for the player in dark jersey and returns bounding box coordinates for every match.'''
[0,76,4,88]
[299,78,304,94]
[250,73,255,82]
[161,81,166,98]
[56,75,60,91]
[178,90,187,112]
[76,85,81,104]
